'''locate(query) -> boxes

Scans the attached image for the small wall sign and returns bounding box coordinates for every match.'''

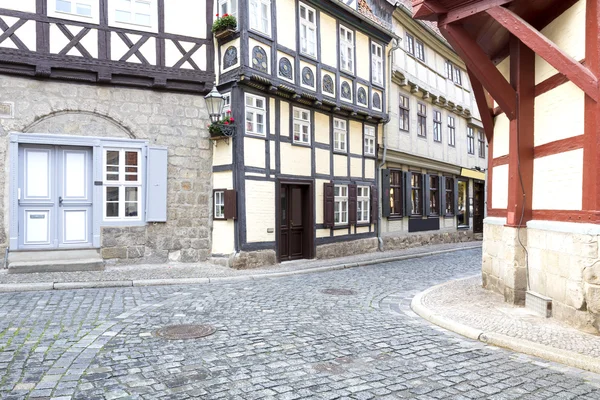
[0,102,14,118]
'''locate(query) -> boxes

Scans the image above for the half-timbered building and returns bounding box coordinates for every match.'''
[412,0,600,332]
[211,0,395,267]
[0,0,214,271]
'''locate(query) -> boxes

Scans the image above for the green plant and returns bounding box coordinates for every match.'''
[208,111,235,137]
[212,14,237,33]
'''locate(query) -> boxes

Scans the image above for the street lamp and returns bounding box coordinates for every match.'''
[205,83,225,123]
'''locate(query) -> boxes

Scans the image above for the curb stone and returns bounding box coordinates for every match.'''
[410,275,600,375]
[0,245,481,293]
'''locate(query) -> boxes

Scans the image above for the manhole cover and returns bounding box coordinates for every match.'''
[153,324,216,340]
[320,288,357,296]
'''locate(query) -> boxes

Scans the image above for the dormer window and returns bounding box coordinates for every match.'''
[299,3,317,57]
[340,25,354,74]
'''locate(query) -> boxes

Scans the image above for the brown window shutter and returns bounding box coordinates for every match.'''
[381,169,391,217]
[323,182,334,228]
[224,189,237,220]
[348,184,357,226]
[370,185,378,224]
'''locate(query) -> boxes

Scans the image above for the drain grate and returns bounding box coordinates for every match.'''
[320,288,357,296]
[154,324,216,340]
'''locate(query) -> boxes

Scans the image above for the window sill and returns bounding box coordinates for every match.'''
[333,149,348,155]
[372,81,384,91]
[340,69,355,79]
[213,217,227,221]
[249,29,272,41]
[292,141,311,148]
[399,128,409,133]
[364,154,376,159]
[433,139,442,144]
[417,135,427,140]
[101,220,147,227]
[356,222,371,227]
[245,132,268,140]
[333,224,350,230]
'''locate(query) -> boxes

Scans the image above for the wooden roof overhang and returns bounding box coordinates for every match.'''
[411,0,594,142]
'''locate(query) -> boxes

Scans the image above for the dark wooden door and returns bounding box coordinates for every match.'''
[279,184,306,261]
[473,181,484,234]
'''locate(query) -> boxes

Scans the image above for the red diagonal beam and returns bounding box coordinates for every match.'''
[468,69,495,143]
[440,24,516,119]
[439,0,514,25]
[487,6,599,102]
[412,0,446,21]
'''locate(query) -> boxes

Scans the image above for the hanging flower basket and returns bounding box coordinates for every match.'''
[212,14,237,40]
[208,112,236,139]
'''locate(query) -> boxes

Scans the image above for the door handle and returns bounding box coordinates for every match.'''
[59,196,63,207]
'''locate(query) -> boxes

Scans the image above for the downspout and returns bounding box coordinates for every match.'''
[378,35,402,252]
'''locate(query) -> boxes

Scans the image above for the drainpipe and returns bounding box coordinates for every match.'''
[378,36,402,252]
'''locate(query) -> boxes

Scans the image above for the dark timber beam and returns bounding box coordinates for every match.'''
[468,68,495,143]
[440,24,517,119]
[439,0,514,25]
[506,37,534,227]
[487,6,599,102]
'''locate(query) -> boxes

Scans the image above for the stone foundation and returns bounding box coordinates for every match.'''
[230,250,277,270]
[382,230,474,251]
[316,237,379,259]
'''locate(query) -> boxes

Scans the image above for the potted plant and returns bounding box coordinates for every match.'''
[212,13,237,40]
[209,111,235,138]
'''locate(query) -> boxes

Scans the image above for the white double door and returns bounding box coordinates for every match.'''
[18,145,93,249]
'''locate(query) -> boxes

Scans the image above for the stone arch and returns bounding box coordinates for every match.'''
[22,110,137,139]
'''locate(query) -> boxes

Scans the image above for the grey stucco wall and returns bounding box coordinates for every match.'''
[0,75,213,264]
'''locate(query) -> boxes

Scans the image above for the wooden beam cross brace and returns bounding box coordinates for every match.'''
[468,68,495,143]
[439,0,514,25]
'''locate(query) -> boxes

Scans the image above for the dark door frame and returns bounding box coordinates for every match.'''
[473,179,485,234]
[276,178,315,262]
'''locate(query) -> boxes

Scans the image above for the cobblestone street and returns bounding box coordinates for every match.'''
[2,248,600,399]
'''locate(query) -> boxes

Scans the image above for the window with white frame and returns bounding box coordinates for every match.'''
[299,3,316,57]
[293,107,311,144]
[221,93,231,119]
[415,40,425,62]
[104,149,142,221]
[249,0,271,36]
[218,0,238,20]
[433,110,442,142]
[333,118,347,152]
[54,0,93,17]
[340,25,354,73]
[214,191,225,219]
[405,33,414,56]
[245,94,266,136]
[334,185,348,225]
[371,42,383,85]
[114,0,153,27]
[364,126,375,156]
[357,186,370,223]
[448,115,456,146]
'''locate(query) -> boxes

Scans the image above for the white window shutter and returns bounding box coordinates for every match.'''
[145,146,168,222]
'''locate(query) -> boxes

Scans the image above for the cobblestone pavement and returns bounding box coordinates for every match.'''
[2,248,600,399]
[422,276,600,358]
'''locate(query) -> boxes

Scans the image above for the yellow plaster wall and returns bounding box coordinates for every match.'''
[213,171,233,189]
[334,154,348,177]
[350,157,362,178]
[334,229,349,237]
[534,82,584,146]
[316,148,331,175]
[269,98,276,134]
[165,0,206,38]
[356,31,370,81]
[315,112,330,144]
[365,159,375,180]
[245,180,276,243]
[244,137,266,168]
[315,178,328,224]
[349,121,362,155]
[213,140,232,166]
[532,149,583,210]
[316,229,330,238]
[280,143,311,176]
[356,226,370,234]
[536,0,585,84]
[280,101,290,136]
[211,220,235,254]
[320,13,337,68]
[276,0,296,51]
[491,164,509,209]
[270,141,275,170]
[493,114,510,158]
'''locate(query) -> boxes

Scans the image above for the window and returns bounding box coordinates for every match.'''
[214,191,225,219]
[221,93,231,119]
[55,0,93,17]
[364,126,375,156]
[357,186,370,223]
[399,95,409,132]
[389,170,403,216]
[445,177,454,215]
[114,0,153,26]
[340,26,354,73]
[249,0,271,36]
[219,0,237,20]
[448,116,456,147]
[415,40,425,62]
[334,185,348,225]
[333,118,347,152]
[245,94,266,136]
[467,127,475,155]
[104,149,142,221]
[405,33,414,56]
[445,61,462,86]
[457,180,468,227]
[371,42,383,85]
[433,111,442,142]
[293,107,311,144]
[417,103,426,138]
[478,131,486,158]
[410,173,423,215]
[429,175,439,215]
[299,3,316,57]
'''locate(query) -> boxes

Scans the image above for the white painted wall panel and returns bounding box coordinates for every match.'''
[532,149,583,210]
[491,164,509,209]
[164,0,207,38]
[244,137,266,169]
[0,0,35,12]
[493,114,510,158]
[245,180,276,243]
[534,82,584,146]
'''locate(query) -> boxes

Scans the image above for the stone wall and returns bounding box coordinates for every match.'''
[0,75,212,264]
[316,237,379,260]
[383,230,474,251]
[481,219,527,305]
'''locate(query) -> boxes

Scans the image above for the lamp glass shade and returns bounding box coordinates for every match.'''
[204,85,225,122]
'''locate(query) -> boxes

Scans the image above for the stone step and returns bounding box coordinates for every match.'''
[8,249,105,274]
[209,256,231,268]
